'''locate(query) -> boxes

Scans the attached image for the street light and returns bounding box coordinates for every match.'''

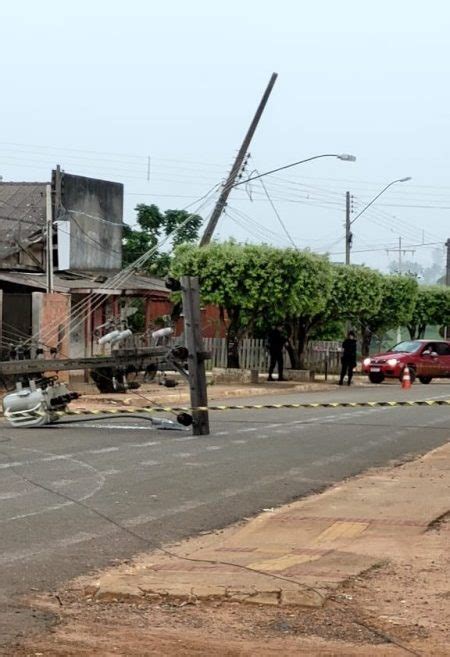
[200,152,357,246]
[345,177,412,265]
[233,153,357,188]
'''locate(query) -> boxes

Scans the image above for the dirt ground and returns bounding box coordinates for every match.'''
[9,512,449,657]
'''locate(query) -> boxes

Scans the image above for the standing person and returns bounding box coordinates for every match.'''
[339,330,357,386]
[267,323,287,381]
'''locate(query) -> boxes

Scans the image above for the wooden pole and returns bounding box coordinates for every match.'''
[45,184,54,294]
[200,73,278,246]
[181,276,210,435]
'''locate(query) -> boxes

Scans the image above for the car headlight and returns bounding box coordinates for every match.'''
[363,358,371,366]
[387,358,398,366]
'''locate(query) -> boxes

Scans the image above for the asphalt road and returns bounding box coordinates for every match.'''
[0,382,449,650]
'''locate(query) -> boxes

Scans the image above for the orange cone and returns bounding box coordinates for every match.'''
[402,365,412,389]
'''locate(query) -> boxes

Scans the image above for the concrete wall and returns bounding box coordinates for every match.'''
[59,172,123,272]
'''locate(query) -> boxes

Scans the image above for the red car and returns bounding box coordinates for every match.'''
[363,339,450,384]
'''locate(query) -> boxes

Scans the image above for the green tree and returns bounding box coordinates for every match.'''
[407,285,450,338]
[295,265,384,362]
[122,204,203,276]
[358,274,418,356]
[171,242,332,368]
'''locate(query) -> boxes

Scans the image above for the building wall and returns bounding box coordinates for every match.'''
[144,296,226,338]
[59,172,123,272]
[32,292,71,357]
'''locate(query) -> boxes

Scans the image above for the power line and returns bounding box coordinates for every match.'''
[250,169,297,249]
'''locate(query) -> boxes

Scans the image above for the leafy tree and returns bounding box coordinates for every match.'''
[171,242,332,368]
[122,204,203,276]
[358,275,418,356]
[407,286,450,338]
[295,265,384,363]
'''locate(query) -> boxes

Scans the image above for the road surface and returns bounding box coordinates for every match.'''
[0,383,449,649]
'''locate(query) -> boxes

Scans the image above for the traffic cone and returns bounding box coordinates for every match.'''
[402,365,412,390]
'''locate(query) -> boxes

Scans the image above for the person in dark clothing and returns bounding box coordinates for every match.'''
[339,330,357,386]
[267,324,287,381]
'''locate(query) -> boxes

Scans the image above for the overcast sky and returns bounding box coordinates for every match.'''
[1,0,449,273]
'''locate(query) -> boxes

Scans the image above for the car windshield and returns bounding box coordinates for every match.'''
[389,341,422,353]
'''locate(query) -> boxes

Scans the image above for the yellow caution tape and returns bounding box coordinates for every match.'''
[47,398,450,417]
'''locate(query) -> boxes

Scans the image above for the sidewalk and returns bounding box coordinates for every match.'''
[88,444,450,610]
[69,376,374,412]
[14,443,450,656]
[69,379,336,411]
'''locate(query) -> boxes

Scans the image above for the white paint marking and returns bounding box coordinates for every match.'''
[73,423,153,430]
[0,491,22,501]
[128,441,161,448]
[86,447,120,455]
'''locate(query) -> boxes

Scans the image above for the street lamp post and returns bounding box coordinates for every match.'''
[200,153,356,246]
[345,177,411,265]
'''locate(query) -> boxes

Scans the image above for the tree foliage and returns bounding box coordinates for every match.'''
[407,286,450,338]
[292,265,383,364]
[122,204,203,276]
[168,240,448,368]
[171,241,331,367]
[357,274,418,355]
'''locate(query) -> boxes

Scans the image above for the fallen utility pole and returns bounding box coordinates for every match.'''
[200,72,278,246]
[181,276,210,435]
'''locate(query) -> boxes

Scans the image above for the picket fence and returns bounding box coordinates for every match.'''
[202,338,342,373]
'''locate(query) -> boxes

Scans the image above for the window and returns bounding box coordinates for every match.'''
[390,341,422,353]
[434,342,450,356]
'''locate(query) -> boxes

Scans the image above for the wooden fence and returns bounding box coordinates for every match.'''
[202,338,342,373]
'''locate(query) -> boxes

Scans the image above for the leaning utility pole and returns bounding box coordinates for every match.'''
[181,276,210,435]
[345,191,352,265]
[200,72,278,246]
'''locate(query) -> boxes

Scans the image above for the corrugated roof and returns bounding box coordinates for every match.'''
[0,269,167,294]
[0,182,47,254]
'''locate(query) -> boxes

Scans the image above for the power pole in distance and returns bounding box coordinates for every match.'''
[45,184,54,294]
[385,237,415,275]
[445,238,450,339]
[181,276,210,435]
[345,191,352,265]
[200,72,278,246]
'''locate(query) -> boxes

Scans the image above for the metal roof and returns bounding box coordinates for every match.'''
[0,270,167,295]
[0,182,47,255]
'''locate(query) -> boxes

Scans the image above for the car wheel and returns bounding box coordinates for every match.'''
[418,376,432,384]
[400,366,416,384]
[368,372,385,384]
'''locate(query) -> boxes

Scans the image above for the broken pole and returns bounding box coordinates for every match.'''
[181,276,210,435]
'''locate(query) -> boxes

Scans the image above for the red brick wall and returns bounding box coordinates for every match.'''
[33,292,71,382]
[144,296,226,338]
[39,293,71,355]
